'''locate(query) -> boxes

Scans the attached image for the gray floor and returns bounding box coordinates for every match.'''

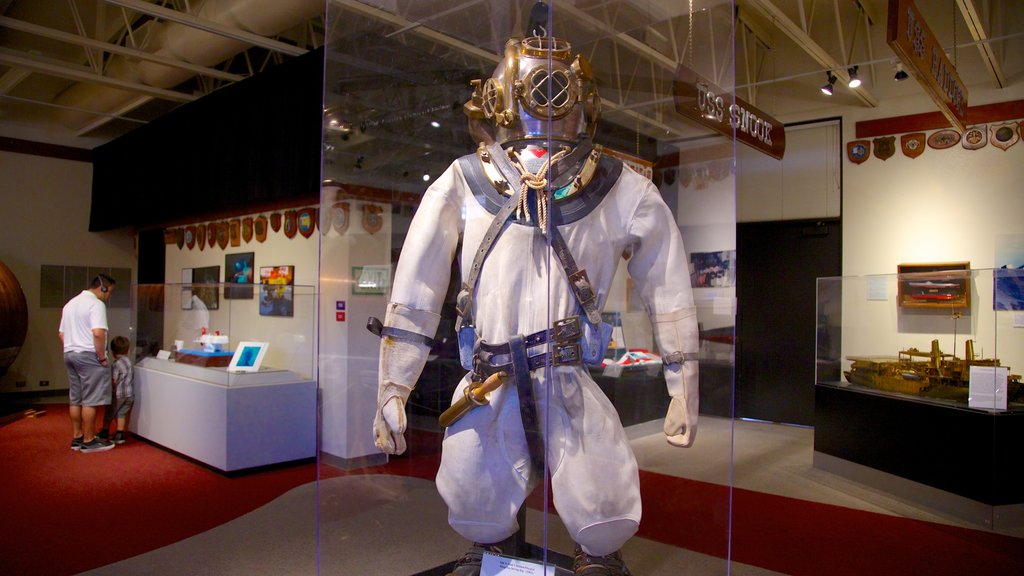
[79,415,1021,575]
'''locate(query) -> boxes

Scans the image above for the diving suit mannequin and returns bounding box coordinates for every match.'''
[370,22,699,576]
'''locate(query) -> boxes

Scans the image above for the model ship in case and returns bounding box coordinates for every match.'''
[844,339,1022,402]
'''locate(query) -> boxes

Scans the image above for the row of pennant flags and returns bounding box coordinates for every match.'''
[847,120,1021,164]
[165,202,386,250]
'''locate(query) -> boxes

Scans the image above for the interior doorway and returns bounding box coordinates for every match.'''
[735,219,841,426]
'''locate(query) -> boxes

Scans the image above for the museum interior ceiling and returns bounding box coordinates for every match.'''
[1,0,1021,185]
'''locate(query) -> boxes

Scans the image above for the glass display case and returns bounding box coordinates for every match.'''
[318,1,737,574]
[129,282,317,472]
[816,268,1023,412]
[815,268,1024,528]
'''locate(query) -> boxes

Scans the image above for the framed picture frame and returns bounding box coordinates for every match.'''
[259,265,294,317]
[224,252,254,299]
[227,341,269,373]
[897,262,970,309]
[352,265,390,295]
[181,268,193,310]
[192,265,220,310]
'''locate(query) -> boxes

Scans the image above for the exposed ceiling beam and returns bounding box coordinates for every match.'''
[0,15,245,82]
[956,0,1006,88]
[101,0,307,57]
[332,0,499,65]
[74,95,153,136]
[0,47,197,102]
[0,66,31,95]
[333,0,685,138]
[557,2,677,71]
[740,0,878,107]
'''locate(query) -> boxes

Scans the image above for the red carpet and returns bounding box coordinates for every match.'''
[0,407,329,575]
[2,406,1021,575]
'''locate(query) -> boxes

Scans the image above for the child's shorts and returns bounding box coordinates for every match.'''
[112,396,134,418]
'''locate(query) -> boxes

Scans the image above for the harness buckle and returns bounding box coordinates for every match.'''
[553,316,582,343]
[552,342,582,366]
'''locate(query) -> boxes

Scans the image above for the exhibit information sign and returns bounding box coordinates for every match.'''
[887,0,968,132]
[673,63,786,160]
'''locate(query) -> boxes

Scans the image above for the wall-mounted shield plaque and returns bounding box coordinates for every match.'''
[362,204,383,235]
[900,133,926,158]
[962,125,987,150]
[927,129,961,149]
[990,122,1018,151]
[254,215,268,243]
[270,212,282,232]
[196,223,206,250]
[332,202,350,235]
[847,140,870,164]
[185,226,196,249]
[229,219,241,247]
[217,222,229,249]
[242,217,253,243]
[297,208,316,238]
[207,223,217,248]
[284,210,297,238]
[873,136,896,161]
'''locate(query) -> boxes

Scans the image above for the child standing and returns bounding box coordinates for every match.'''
[99,336,134,444]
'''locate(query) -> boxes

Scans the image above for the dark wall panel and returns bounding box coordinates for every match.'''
[90,47,325,232]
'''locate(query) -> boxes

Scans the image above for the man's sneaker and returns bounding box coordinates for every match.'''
[573,544,631,576]
[71,436,84,451]
[79,437,116,453]
[97,429,109,440]
[113,431,126,445]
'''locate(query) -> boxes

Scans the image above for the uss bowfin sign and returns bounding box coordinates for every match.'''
[673,64,786,160]
[887,0,968,131]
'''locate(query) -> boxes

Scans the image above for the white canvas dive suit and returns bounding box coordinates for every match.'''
[373,145,699,557]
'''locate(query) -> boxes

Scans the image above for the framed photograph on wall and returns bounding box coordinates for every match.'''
[352,265,390,295]
[690,250,736,288]
[192,265,220,310]
[259,265,294,317]
[224,252,254,299]
[181,268,193,310]
[995,235,1024,311]
[897,262,970,309]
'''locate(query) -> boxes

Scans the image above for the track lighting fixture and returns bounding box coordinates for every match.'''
[821,72,837,96]
[894,63,909,81]
[847,66,861,88]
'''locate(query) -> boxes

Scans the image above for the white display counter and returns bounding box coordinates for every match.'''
[131,357,317,472]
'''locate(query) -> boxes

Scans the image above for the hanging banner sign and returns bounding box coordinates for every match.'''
[673,63,786,160]
[887,0,968,132]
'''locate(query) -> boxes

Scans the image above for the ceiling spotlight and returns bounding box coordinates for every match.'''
[821,72,837,96]
[894,63,909,81]
[430,121,441,128]
[847,66,861,88]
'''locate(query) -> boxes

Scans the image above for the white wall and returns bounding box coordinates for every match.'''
[737,121,841,222]
[0,150,135,393]
[163,215,320,379]
[317,198,392,462]
[837,84,1024,372]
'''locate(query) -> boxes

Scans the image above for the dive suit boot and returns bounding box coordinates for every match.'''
[446,535,519,576]
[573,544,631,576]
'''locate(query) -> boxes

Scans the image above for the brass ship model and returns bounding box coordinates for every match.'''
[844,339,1023,402]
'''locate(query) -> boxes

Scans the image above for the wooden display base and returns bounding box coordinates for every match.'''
[175,349,233,368]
